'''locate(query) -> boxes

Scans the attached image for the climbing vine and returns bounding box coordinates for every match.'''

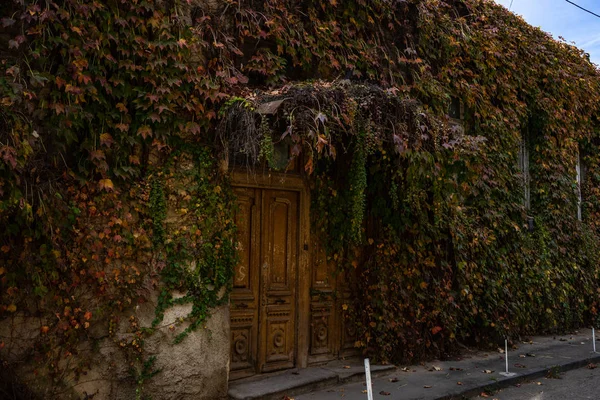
[2,0,600,395]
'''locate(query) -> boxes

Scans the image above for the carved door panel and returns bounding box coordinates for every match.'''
[308,239,337,363]
[260,190,298,372]
[230,188,298,379]
[230,188,261,380]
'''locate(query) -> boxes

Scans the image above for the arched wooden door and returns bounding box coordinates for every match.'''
[230,187,299,380]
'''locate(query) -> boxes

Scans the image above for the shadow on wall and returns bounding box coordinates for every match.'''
[0,368,39,400]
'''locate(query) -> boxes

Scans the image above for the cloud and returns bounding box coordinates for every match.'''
[578,35,600,49]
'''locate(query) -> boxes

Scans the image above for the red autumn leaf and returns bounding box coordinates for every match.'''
[77,74,92,85]
[100,133,114,147]
[0,147,17,169]
[55,76,67,89]
[431,326,443,335]
[89,150,105,161]
[115,123,129,132]
[304,157,314,174]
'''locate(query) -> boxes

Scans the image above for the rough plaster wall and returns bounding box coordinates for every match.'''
[67,291,231,400]
[0,300,231,399]
[142,303,231,400]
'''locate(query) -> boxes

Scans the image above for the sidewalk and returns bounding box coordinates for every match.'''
[293,329,600,400]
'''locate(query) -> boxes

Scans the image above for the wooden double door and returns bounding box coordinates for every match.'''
[230,187,299,379]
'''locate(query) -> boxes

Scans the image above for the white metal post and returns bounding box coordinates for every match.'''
[505,339,509,374]
[364,358,373,400]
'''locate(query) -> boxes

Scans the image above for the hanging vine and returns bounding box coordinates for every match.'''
[2,0,600,393]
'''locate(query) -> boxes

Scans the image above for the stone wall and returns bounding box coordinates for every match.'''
[0,298,230,399]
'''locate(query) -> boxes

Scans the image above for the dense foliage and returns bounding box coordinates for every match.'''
[2,0,600,393]
[0,0,237,394]
[213,0,600,362]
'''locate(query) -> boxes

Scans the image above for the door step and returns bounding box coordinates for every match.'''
[228,359,396,400]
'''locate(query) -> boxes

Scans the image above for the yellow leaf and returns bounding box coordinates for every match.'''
[99,179,114,191]
[0,245,9,253]
[7,304,17,313]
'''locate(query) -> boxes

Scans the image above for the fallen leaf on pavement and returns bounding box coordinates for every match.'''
[361,390,367,393]
[483,370,494,374]
[457,381,463,385]
[480,392,489,398]
[424,385,432,388]
[389,377,399,382]
[514,363,527,368]
[379,391,390,396]
[519,354,526,358]
[343,365,351,369]
[401,367,411,372]
[429,366,442,371]
[587,363,597,369]
[526,353,536,357]
[449,367,464,371]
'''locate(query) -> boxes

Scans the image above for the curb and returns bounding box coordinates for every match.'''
[437,353,600,400]
[228,364,396,400]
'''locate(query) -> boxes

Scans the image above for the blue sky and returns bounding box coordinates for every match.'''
[493,0,600,66]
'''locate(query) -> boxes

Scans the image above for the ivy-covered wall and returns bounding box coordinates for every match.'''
[2,0,600,397]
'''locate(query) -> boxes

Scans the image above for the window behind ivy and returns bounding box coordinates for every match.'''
[518,131,531,211]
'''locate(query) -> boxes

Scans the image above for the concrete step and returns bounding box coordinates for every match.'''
[228,359,396,400]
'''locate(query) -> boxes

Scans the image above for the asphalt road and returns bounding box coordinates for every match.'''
[470,366,600,400]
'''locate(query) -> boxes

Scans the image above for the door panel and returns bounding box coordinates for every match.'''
[230,188,298,378]
[308,239,337,362]
[261,191,297,372]
[230,188,260,379]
